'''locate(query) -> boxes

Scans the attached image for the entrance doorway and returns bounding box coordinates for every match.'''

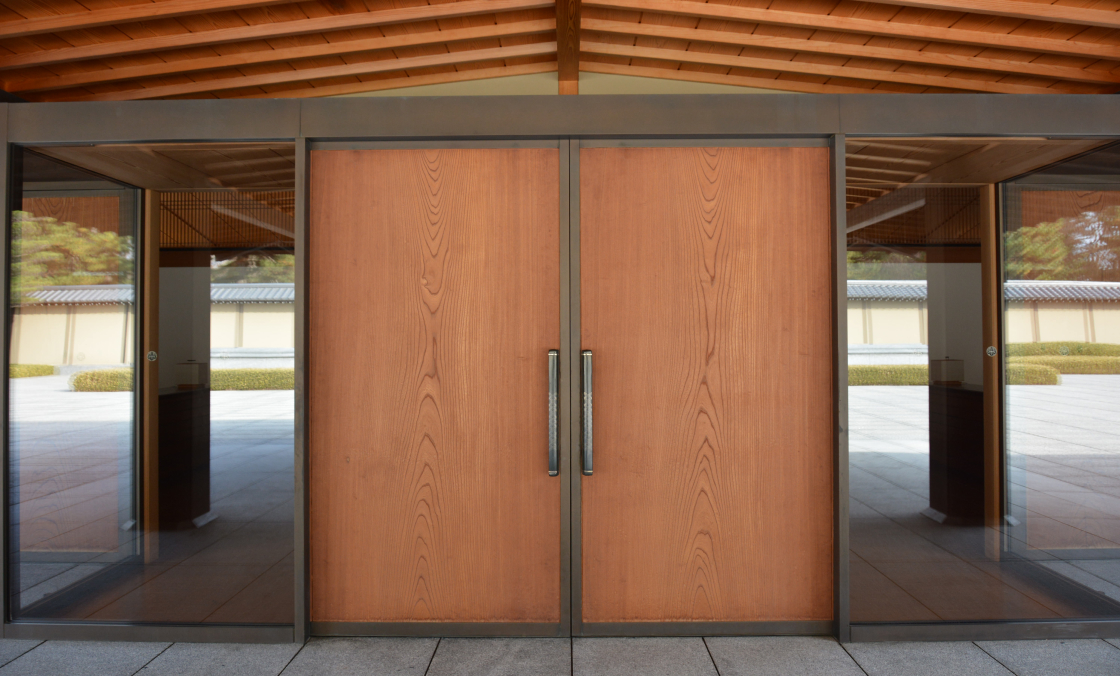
[308,142,836,635]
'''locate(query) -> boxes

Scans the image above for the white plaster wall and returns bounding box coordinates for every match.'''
[1094,306,1120,343]
[927,263,983,386]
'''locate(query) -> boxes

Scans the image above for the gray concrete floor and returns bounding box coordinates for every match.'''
[0,636,1118,675]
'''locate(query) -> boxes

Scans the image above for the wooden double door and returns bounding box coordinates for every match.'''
[309,142,834,635]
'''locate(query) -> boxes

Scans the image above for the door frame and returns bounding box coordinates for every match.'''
[304,138,573,639]
[568,137,840,638]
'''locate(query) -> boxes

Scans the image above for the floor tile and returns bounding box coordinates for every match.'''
[573,638,717,676]
[136,642,301,676]
[976,639,1120,676]
[705,637,863,676]
[426,638,569,676]
[1105,637,1120,650]
[845,641,1012,676]
[280,637,436,676]
[0,642,40,669]
[0,641,169,676]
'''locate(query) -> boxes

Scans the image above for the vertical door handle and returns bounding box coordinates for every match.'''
[548,350,559,477]
[581,350,593,476]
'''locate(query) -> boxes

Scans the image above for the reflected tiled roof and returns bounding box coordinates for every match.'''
[848,280,1120,303]
[21,283,294,305]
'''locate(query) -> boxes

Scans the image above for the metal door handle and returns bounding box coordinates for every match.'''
[581,350,593,476]
[548,350,559,477]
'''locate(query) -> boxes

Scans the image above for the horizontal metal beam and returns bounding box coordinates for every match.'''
[851,621,1120,642]
[6,95,1120,146]
[2,622,295,643]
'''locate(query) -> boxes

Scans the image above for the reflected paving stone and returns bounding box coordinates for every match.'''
[280,637,436,676]
[136,642,301,676]
[0,641,40,669]
[573,638,717,676]
[0,641,169,676]
[976,639,1120,676]
[705,637,863,676]
[1106,638,1120,651]
[845,641,1012,676]
[426,638,569,676]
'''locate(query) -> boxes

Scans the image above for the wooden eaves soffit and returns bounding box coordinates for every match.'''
[1,0,1119,101]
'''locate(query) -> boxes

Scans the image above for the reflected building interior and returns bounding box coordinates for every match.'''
[847,139,1120,623]
[8,145,296,624]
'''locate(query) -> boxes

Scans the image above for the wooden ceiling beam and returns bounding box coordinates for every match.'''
[863,0,1120,30]
[579,60,872,93]
[557,0,581,93]
[580,40,1067,93]
[9,19,556,94]
[0,0,553,71]
[70,41,556,100]
[0,0,301,40]
[582,17,1120,86]
[584,0,1120,60]
[238,60,556,97]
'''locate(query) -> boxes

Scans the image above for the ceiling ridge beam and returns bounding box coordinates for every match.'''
[0,0,302,40]
[557,0,581,92]
[580,39,1067,93]
[10,18,555,94]
[69,41,557,100]
[582,17,1119,86]
[0,0,553,71]
[583,0,1120,61]
[579,59,873,92]
[862,0,1120,30]
[237,60,556,97]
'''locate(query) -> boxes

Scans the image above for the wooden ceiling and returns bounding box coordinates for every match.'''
[2,0,1119,101]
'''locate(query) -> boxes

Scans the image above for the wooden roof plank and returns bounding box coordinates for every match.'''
[585,0,1120,59]
[583,16,1119,84]
[862,0,1120,29]
[66,40,556,99]
[0,0,303,40]
[0,0,554,71]
[8,18,556,92]
[581,39,1069,92]
[236,59,556,96]
[580,58,875,92]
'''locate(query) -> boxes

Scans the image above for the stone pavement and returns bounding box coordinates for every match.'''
[0,636,1117,675]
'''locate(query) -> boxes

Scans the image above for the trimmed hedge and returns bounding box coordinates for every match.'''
[1006,342,1120,357]
[1007,362,1061,385]
[70,368,133,392]
[211,368,293,391]
[1011,356,1120,375]
[849,365,928,386]
[10,364,54,378]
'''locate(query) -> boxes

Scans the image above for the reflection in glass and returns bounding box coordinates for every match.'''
[1002,145,1120,619]
[9,148,295,624]
[847,139,1120,625]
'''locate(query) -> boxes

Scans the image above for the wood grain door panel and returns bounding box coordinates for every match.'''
[579,146,834,623]
[309,148,561,623]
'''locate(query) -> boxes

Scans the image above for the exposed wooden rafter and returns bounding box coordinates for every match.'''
[0,0,553,71]
[583,0,1120,60]
[580,40,1072,94]
[69,42,556,101]
[862,0,1120,29]
[0,0,298,40]
[10,19,556,94]
[557,0,582,94]
[581,18,1120,87]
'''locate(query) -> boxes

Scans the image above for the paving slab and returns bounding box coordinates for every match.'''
[976,639,1120,676]
[0,641,169,676]
[1106,637,1120,651]
[0,642,40,670]
[136,642,302,676]
[279,637,436,676]
[844,641,1012,676]
[573,637,717,676]
[705,637,864,676]
[425,638,569,676]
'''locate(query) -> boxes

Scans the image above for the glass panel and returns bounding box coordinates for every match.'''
[846,138,1120,625]
[1001,143,1120,620]
[9,151,139,619]
[9,147,296,625]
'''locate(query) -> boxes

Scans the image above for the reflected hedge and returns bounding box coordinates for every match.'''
[10,364,54,378]
[211,369,293,391]
[70,368,133,392]
[1010,356,1120,375]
